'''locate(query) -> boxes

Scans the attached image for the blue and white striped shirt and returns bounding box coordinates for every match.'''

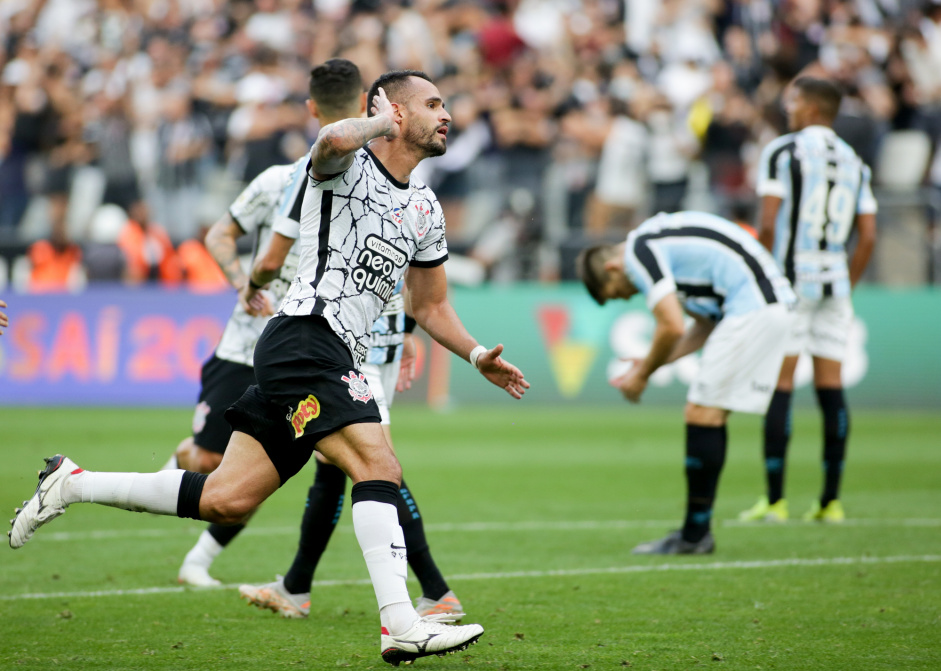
[623,211,796,321]
[756,125,877,300]
[366,280,405,366]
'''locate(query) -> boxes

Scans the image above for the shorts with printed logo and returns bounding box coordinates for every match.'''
[785,295,853,362]
[192,355,257,454]
[688,303,794,415]
[225,315,381,484]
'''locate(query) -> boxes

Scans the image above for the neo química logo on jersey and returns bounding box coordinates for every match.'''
[352,234,407,302]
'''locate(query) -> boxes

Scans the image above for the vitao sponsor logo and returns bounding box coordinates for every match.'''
[352,234,407,302]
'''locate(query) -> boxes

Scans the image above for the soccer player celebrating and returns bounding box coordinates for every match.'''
[10,70,528,665]
[578,211,796,554]
[739,77,877,524]
[167,59,464,620]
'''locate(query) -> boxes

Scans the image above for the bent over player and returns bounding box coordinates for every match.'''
[578,211,796,554]
[739,77,877,524]
[10,70,528,666]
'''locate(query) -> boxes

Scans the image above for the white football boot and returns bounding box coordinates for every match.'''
[239,576,310,618]
[9,455,79,549]
[380,616,483,666]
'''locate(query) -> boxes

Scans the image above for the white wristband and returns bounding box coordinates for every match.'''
[469,345,487,370]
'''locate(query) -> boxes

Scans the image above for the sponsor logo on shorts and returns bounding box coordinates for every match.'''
[192,401,210,434]
[291,394,321,438]
[341,370,373,403]
[752,381,771,393]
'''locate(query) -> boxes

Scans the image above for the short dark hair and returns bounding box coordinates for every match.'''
[576,244,617,306]
[793,76,843,122]
[309,59,364,115]
[366,70,433,117]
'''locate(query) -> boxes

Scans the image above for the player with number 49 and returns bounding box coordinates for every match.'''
[739,76,877,525]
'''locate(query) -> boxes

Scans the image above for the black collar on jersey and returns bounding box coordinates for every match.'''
[364,146,410,190]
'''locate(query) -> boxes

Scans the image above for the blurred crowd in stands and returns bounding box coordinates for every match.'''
[1,0,941,292]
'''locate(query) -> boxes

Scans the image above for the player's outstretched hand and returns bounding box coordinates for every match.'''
[396,333,418,393]
[0,299,7,335]
[371,87,400,140]
[477,344,530,399]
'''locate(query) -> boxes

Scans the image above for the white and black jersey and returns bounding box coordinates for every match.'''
[756,125,877,300]
[279,147,448,365]
[366,286,406,365]
[214,157,305,366]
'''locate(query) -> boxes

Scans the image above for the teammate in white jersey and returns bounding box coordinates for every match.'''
[9,69,528,666]
[578,211,796,554]
[740,77,877,524]
[165,152,303,585]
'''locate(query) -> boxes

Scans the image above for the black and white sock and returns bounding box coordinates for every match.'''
[65,469,192,517]
[352,480,418,635]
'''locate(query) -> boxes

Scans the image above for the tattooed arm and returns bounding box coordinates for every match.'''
[205,213,248,290]
[310,87,400,179]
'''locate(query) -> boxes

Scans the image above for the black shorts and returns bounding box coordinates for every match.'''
[225,315,381,484]
[192,355,257,454]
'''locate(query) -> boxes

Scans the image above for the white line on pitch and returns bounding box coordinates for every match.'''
[30,517,941,543]
[2,554,939,602]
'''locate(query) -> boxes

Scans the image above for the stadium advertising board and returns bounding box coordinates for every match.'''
[0,287,231,405]
[0,285,937,407]
[433,285,941,409]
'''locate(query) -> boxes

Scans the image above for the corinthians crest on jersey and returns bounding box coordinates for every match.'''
[279,147,448,364]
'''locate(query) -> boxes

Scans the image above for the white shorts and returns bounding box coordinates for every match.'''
[688,303,794,415]
[785,295,853,362]
[361,360,401,425]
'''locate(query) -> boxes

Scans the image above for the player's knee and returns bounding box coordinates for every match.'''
[384,454,402,484]
[372,440,402,480]
[684,403,727,426]
[356,447,401,484]
[776,356,799,390]
[198,484,256,525]
[174,437,196,470]
[200,495,253,525]
[194,449,223,474]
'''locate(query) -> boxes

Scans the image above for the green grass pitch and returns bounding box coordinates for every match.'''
[1,405,939,670]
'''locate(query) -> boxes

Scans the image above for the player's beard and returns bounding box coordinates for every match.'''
[405,121,447,158]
